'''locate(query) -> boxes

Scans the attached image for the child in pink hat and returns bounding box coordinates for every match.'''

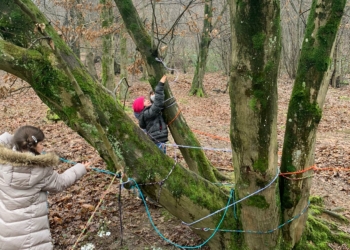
[132,75,168,152]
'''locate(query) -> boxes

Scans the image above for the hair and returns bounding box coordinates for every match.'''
[12,126,45,155]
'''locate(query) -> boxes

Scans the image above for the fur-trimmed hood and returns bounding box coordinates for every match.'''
[0,145,59,167]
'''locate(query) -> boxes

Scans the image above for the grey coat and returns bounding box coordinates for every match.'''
[0,132,87,250]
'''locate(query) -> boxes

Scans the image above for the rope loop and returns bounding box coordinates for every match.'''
[168,109,181,126]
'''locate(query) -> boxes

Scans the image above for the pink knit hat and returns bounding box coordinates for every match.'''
[132,96,145,113]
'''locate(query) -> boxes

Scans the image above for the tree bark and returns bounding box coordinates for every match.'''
[228,0,282,249]
[118,25,128,100]
[69,0,83,59]
[280,0,346,247]
[189,0,213,97]
[100,0,115,91]
[85,51,99,82]
[190,1,228,97]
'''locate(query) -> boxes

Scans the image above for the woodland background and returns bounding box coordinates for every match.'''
[1,0,350,249]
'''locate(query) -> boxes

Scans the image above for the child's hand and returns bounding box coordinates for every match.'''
[82,156,98,171]
[160,75,167,84]
[82,161,91,171]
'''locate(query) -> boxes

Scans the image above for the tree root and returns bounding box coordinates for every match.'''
[213,168,232,181]
[295,196,350,250]
[188,87,207,97]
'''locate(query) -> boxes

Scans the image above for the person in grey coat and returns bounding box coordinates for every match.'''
[132,75,169,153]
[0,125,90,250]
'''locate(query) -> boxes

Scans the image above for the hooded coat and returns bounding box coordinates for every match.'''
[139,81,168,143]
[0,132,87,250]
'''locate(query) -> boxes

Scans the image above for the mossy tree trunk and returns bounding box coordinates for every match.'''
[114,0,219,183]
[228,1,282,249]
[100,0,115,91]
[189,1,228,97]
[189,0,213,97]
[280,0,346,247]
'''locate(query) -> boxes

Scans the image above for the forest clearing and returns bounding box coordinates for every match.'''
[0,72,349,249]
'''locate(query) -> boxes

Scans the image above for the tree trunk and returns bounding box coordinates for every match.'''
[190,44,209,97]
[280,0,346,247]
[330,37,342,88]
[100,0,115,91]
[189,1,228,97]
[114,0,218,182]
[118,24,129,100]
[85,51,99,82]
[228,0,282,249]
[69,0,83,59]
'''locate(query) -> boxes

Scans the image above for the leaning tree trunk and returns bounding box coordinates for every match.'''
[280,0,346,248]
[114,0,219,182]
[100,0,115,91]
[0,1,238,248]
[228,1,282,249]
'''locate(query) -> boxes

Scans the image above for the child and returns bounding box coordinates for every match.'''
[0,125,90,250]
[132,75,168,153]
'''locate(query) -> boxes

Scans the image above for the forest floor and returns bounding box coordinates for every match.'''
[0,71,349,250]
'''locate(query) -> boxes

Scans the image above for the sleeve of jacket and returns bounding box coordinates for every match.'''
[139,112,146,129]
[144,82,164,120]
[0,132,13,148]
[41,163,87,193]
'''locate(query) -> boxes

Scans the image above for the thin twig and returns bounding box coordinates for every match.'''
[28,36,51,50]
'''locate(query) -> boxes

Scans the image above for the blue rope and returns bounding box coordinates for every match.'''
[130,178,234,249]
[166,143,232,152]
[59,157,77,164]
[182,168,280,226]
[60,155,309,243]
[58,157,121,177]
[195,200,310,234]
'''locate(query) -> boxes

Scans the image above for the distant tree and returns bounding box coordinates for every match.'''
[118,24,129,100]
[280,0,308,79]
[100,0,115,91]
[190,0,228,97]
